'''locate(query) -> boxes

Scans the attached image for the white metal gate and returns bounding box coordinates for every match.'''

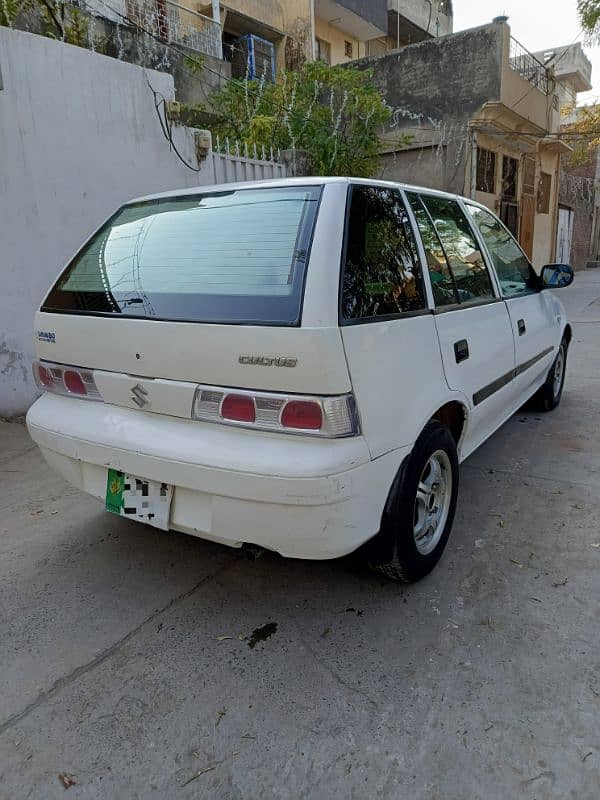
[211,153,287,184]
[556,206,574,264]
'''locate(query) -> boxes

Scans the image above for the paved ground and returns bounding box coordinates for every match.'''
[1,274,600,800]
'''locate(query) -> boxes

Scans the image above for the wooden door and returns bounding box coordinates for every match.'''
[520,194,535,260]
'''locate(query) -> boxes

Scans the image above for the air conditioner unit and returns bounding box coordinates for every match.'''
[232,34,276,82]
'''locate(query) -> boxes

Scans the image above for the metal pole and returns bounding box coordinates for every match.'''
[470,129,478,199]
[397,0,400,49]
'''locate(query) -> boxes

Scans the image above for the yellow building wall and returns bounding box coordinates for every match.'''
[279,0,314,63]
[217,0,286,31]
[314,16,364,64]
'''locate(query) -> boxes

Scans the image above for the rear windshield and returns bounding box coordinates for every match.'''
[42,186,322,325]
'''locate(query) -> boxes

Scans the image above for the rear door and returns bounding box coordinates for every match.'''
[339,184,446,459]
[406,193,516,454]
[465,203,559,400]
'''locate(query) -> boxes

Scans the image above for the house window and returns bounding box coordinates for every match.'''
[476,148,497,194]
[315,37,331,64]
[537,172,552,214]
[502,156,519,200]
[344,40,353,58]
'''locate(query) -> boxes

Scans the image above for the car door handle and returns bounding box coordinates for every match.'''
[454,339,469,363]
[518,319,526,336]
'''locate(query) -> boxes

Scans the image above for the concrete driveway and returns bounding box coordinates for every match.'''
[1,274,599,799]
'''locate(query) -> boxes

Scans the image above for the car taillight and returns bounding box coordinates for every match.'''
[33,361,101,401]
[281,400,323,430]
[221,394,256,423]
[193,385,359,438]
[63,370,87,395]
[37,365,55,388]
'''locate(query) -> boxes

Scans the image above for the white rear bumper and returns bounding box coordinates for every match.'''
[26,395,410,559]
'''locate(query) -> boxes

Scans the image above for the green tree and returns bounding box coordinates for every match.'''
[557,4,600,159]
[578,0,600,42]
[210,61,409,177]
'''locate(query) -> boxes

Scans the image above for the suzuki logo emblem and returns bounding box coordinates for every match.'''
[131,383,149,408]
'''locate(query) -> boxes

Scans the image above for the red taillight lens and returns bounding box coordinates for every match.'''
[63,370,87,395]
[281,400,323,430]
[37,365,54,387]
[221,394,256,423]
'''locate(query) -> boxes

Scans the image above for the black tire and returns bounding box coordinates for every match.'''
[363,421,459,583]
[531,336,568,412]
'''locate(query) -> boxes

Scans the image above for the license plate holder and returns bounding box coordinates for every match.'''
[105,469,173,531]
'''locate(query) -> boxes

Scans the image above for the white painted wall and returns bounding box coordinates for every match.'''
[0,28,284,416]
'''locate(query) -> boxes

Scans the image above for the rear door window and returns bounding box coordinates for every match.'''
[406,194,457,307]
[341,185,426,322]
[42,186,322,325]
[419,195,496,304]
[466,204,538,296]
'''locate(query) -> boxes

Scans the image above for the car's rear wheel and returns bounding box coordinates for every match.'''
[531,336,568,411]
[364,421,459,582]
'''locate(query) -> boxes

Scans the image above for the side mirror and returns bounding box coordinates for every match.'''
[541,263,574,289]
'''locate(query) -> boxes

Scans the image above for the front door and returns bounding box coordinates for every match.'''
[520,195,536,260]
[466,203,559,400]
[406,193,517,456]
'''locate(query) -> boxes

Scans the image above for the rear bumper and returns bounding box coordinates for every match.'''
[26,394,410,559]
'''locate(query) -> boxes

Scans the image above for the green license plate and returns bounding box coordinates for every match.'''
[105,469,173,531]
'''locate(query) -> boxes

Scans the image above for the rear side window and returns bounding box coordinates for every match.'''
[341,185,426,322]
[42,186,322,325]
[420,196,495,304]
[466,204,538,297]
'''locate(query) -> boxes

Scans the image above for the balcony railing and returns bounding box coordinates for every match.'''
[125,0,222,58]
[509,36,551,95]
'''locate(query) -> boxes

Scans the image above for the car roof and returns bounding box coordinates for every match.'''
[127,177,473,206]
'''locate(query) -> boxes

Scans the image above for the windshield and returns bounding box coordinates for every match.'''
[42,185,322,325]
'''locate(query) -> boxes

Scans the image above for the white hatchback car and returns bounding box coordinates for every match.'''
[27,178,573,581]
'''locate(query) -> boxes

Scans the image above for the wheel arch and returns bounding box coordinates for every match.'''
[563,323,572,346]
[429,399,469,451]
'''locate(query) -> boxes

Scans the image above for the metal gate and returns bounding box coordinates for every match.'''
[556,206,574,264]
[211,152,287,184]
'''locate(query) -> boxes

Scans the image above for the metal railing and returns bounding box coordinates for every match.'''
[125,0,222,58]
[509,36,551,95]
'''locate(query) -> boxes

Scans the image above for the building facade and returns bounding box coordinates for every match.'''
[537,43,598,270]
[68,0,453,75]
[353,19,590,269]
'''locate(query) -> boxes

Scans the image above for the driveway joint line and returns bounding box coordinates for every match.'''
[0,559,236,736]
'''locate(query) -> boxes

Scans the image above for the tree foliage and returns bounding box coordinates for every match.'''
[561,104,600,163]
[578,0,600,42]
[557,3,600,161]
[210,61,409,177]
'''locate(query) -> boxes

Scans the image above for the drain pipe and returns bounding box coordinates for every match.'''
[470,129,478,199]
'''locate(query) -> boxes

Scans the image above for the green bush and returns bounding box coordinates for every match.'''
[211,61,409,177]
